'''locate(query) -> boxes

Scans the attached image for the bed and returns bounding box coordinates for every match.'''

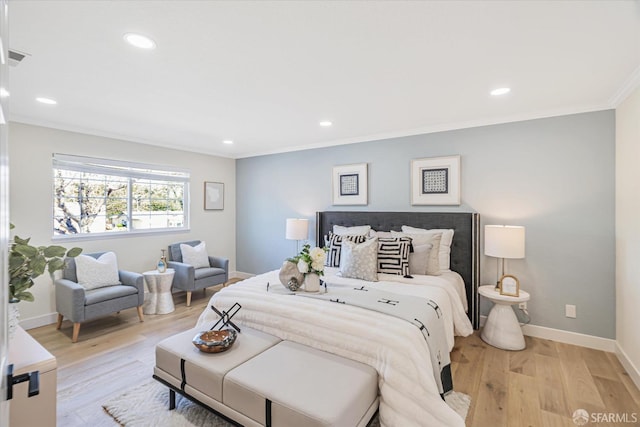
[196,211,480,427]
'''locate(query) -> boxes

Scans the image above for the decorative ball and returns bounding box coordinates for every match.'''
[287,277,301,291]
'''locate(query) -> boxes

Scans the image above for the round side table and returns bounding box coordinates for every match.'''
[143,268,175,315]
[479,285,530,350]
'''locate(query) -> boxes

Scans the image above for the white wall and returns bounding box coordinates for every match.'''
[9,123,236,327]
[615,85,640,385]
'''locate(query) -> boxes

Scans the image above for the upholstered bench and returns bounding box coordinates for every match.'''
[224,340,379,427]
[154,327,379,427]
[154,326,281,426]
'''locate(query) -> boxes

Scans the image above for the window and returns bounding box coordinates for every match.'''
[53,154,189,238]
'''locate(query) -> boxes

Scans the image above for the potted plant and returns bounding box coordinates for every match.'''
[8,224,82,336]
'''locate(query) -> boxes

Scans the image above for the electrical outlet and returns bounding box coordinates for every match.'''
[565,304,577,318]
[518,302,527,310]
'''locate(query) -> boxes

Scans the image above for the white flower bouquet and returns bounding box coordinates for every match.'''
[288,243,328,276]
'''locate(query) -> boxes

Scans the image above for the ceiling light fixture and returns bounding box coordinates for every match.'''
[0,87,9,98]
[490,87,511,96]
[319,121,332,127]
[36,97,57,105]
[223,140,234,145]
[123,33,156,50]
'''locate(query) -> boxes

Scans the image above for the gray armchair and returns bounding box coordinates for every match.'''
[167,240,229,306]
[54,252,144,343]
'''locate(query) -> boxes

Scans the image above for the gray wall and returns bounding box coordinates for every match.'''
[237,111,615,338]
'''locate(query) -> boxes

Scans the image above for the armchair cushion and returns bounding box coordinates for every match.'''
[84,285,138,305]
[194,267,226,280]
[180,241,210,269]
[75,252,120,290]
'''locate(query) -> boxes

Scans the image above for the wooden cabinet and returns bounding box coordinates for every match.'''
[8,327,57,427]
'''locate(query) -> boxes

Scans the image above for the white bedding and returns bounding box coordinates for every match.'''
[197,269,473,427]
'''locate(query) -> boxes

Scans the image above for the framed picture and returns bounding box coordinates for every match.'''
[332,163,368,205]
[204,182,224,210]
[499,274,520,297]
[410,155,461,205]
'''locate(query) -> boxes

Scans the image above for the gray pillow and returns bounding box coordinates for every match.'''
[409,243,433,275]
[339,238,378,282]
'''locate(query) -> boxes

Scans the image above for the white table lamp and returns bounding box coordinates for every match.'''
[485,225,525,289]
[286,218,309,254]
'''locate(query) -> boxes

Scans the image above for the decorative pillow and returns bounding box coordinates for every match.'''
[75,252,120,290]
[325,233,368,267]
[370,230,393,238]
[180,242,210,269]
[332,225,371,236]
[377,237,412,275]
[391,231,441,276]
[409,243,433,275]
[339,238,378,282]
[400,226,455,271]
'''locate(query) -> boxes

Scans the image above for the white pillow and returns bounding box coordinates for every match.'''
[332,225,371,236]
[370,230,393,238]
[338,238,378,282]
[400,226,455,271]
[75,252,120,290]
[180,242,210,269]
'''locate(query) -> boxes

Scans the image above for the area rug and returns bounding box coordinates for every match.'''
[103,380,471,426]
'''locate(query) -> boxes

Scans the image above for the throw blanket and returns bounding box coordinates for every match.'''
[197,270,469,427]
[299,284,452,395]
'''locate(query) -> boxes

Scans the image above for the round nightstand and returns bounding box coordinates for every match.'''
[478,285,530,350]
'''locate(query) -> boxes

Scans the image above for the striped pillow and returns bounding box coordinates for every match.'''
[377,237,412,275]
[325,233,368,267]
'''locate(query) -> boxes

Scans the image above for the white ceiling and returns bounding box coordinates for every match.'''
[7,1,640,159]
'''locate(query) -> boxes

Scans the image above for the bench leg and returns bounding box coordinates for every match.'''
[56,313,63,330]
[169,389,176,410]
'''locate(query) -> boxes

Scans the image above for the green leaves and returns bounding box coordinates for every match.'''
[8,228,83,302]
[67,247,83,257]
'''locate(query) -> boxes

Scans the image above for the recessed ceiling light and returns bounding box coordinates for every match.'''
[319,121,332,127]
[123,33,156,50]
[490,87,511,96]
[36,97,57,105]
[0,87,9,98]
[222,140,234,145]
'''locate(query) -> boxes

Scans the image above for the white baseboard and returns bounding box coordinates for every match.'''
[230,271,254,280]
[479,315,616,352]
[615,342,640,390]
[19,312,58,331]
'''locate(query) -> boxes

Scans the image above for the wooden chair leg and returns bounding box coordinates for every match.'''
[137,305,144,322]
[56,313,63,330]
[186,291,192,307]
[72,323,81,343]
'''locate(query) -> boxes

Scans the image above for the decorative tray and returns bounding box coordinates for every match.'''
[192,329,237,353]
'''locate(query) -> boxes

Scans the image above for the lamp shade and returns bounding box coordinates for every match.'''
[285,218,309,241]
[484,225,525,259]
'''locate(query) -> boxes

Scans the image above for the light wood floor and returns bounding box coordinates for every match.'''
[26,284,640,427]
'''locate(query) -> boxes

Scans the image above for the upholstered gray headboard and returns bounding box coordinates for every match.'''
[316,211,480,329]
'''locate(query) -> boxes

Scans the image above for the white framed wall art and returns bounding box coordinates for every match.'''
[411,155,460,205]
[332,163,368,205]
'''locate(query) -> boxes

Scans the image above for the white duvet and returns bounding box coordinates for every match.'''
[196,268,473,427]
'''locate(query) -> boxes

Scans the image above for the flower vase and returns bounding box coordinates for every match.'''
[304,273,320,292]
[8,301,20,339]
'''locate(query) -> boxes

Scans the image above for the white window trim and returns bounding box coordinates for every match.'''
[52,153,190,240]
